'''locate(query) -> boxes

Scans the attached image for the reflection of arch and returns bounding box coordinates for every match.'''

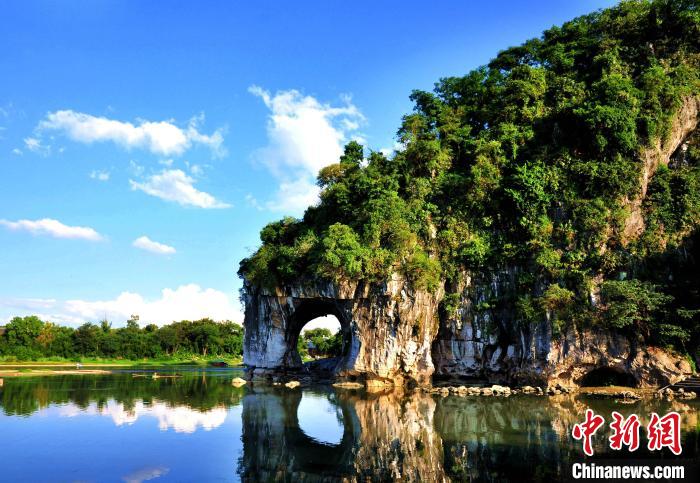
[238,387,449,481]
[296,390,344,444]
[238,387,358,480]
[284,390,357,473]
[579,366,637,387]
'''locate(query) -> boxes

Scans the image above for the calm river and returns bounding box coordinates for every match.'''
[1,368,699,482]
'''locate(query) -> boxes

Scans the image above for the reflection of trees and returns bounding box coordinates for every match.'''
[0,374,245,416]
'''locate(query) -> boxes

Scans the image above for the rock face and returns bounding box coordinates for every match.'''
[431,268,691,387]
[623,95,700,240]
[242,275,442,385]
[242,268,691,387]
[432,268,550,384]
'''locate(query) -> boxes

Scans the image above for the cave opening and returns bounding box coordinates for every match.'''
[580,367,638,387]
[288,300,350,373]
[298,315,343,362]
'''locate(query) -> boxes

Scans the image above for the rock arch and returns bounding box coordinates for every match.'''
[242,277,442,385]
[287,300,349,367]
[242,275,692,387]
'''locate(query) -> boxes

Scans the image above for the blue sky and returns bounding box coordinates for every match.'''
[0,0,617,327]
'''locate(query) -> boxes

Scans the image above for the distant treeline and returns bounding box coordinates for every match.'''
[296,328,342,359]
[0,316,244,361]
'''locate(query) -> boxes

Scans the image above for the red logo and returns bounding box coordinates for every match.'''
[647,412,682,455]
[572,409,606,456]
[572,410,683,456]
[609,411,640,451]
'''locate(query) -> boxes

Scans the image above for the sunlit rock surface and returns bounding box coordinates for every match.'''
[242,276,441,385]
[242,271,690,387]
[432,268,691,387]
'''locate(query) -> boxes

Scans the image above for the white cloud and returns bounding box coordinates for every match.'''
[59,400,228,434]
[0,284,242,326]
[264,178,320,212]
[89,170,110,181]
[379,141,405,158]
[300,315,341,334]
[129,169,230,208]
[245,194,264,211]
[12,148,22,155]
[38,110,225,157]
[24,136,50,156]
[133,235,176,255]
[249,86,364,214]
[129,160,145,176]
[0,218,103,241]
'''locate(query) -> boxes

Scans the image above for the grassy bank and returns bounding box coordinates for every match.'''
[0,355,243,368]
[0,368,115,377]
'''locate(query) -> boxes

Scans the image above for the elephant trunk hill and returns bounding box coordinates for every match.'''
[240,0,700,388]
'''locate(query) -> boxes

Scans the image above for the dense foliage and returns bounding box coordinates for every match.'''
[240,0,700,360]
[0,315,243,361]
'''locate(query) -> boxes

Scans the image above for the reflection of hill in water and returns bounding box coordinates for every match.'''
[239,389,700,482]
[2,376,698,481]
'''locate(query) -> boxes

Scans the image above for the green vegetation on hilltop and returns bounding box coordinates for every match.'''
[0,315,243,362]
[240,0,700,359]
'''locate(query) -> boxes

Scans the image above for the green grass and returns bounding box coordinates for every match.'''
[0,355,243,367]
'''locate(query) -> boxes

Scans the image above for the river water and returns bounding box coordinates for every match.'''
[1,368,698,482]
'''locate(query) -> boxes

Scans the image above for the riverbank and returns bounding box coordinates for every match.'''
[0,369,114,377]
[0,356,243,377]
[0,356,242,367]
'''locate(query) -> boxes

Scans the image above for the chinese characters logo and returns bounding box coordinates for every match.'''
[572,410,682,456]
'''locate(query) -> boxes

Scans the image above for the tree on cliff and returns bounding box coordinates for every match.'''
[239,0,700,359]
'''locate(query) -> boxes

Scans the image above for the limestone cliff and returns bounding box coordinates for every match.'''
[242,269,691,387]
[431,267,691,387]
